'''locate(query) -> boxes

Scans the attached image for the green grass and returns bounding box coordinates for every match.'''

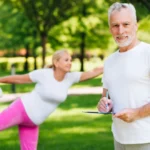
[72,76,102,88]
[0,76,102,94]
[0,58,109,149]
[0,95,114,150]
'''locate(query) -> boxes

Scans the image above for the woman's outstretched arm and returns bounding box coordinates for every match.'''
[0,74,33,84]
[79,66,103,82]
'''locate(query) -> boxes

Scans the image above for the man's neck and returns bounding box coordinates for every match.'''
[119,39,140,52]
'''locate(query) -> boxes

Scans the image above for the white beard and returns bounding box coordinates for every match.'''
[115,33,136,47]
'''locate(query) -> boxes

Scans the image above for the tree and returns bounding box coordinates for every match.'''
[49,0,111,71]
[16,0,81,67]
[0,1,40,71]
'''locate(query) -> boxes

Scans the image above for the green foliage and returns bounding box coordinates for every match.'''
[138,15,150,43]
[0,1,37,52]
[0,0,150,70]
[49,0,112,51]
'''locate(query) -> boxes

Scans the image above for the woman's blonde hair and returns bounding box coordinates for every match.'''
[45,49,69,69]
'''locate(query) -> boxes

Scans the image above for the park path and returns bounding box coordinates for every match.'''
[0,87,103,102]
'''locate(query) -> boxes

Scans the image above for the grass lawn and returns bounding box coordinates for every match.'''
[0,59,111,149]
[0,95,114,150]
[0,76,103,94]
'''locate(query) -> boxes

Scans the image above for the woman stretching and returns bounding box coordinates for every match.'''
[0,50,103,150]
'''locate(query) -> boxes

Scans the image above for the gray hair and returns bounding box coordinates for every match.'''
[108,2,137,25]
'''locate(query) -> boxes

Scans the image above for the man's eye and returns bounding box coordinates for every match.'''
[113,25,119,27]
[124,23,129,26]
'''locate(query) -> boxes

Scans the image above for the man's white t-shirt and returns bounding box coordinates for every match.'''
[21,68,82,125]
[103,42,150,144]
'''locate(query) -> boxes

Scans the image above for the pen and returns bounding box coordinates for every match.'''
[106,91,109,112]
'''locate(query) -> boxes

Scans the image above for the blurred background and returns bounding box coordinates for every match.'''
[0,0,150,149]
[0,0,149,73]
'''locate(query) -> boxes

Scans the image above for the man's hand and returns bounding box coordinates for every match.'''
[97,97,113,113]
[114,108,140,123]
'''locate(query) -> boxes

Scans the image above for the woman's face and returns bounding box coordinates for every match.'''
[55,52,72,72]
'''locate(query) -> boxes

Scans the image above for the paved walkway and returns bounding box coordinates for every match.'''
[0,87,103,102]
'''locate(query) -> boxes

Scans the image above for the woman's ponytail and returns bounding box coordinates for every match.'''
[44,64,53,68]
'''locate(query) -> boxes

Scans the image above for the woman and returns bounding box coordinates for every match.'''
[0,50,103,150]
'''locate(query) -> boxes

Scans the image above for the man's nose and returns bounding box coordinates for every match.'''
[118,25,125,34]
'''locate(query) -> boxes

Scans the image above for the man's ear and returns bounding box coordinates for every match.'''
[135,23,138,32]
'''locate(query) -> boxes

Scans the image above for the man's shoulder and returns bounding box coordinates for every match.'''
[104,51,118,63]
[139,42,150,54]
[141,41,150,48]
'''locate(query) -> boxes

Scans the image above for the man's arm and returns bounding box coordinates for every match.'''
[138,103,150,118]
[114,103,150,123]
[97,88,113,112]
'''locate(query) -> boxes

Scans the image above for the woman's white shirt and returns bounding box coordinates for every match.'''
[21,68,82,125]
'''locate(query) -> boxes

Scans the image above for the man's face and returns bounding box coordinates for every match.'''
[109,8,137,47]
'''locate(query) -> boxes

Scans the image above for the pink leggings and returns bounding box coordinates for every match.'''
[0,98,39,150]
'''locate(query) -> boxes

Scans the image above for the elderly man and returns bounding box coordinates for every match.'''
[97,2,150,150]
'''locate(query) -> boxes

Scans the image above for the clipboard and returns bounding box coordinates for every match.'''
[82,111,115,114]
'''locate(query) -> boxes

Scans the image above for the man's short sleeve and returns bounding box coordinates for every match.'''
[102,62,108,89]
[102,75,108,89]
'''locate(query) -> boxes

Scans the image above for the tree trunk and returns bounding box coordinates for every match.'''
[24,45,29,72]
[41,32,47,68]
[79,3,87,71]
[33,48,37,70]
[80,32,86,71]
